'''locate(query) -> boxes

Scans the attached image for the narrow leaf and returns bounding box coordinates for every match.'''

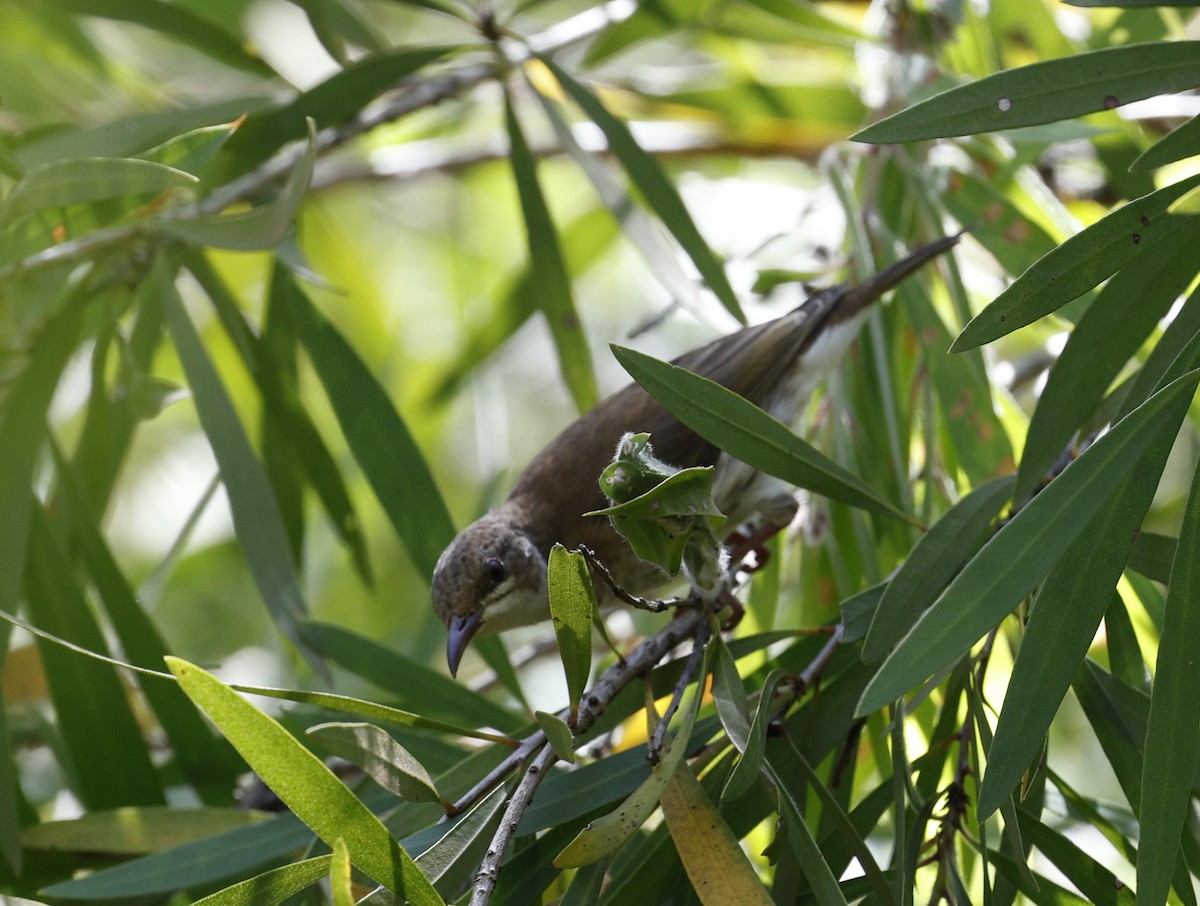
[854,41,1200,143]
[547,544,596,722]
[541,55,745,323]
[978,403,1186,820]
[166,658,444,905]
[612,345,909,520]
[951,175,1200,351]
[1131,112,1200,171]
[503,89,597,412]
[233,685,514,747]
[858,368,1200,715]
[331,839,354,906]
[22,807,261,855]
[554,678,704,868]
[0,157,196,225]
[763,758,849,906]
[1138,456,1200,906]
[863,475,1015,662]
[536,711,578,764]
[307,722,442,805]
[711,633,752,753]
[25,507,165,809]
[286,282,456,580]
[1014,219,1200,501]
[189,855,333,906]
[0,295,84,872]
[160,262,323,675]
[722,669,786,800]
[157,119,315,250]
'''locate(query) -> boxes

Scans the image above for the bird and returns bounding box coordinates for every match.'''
[432,233,961,676]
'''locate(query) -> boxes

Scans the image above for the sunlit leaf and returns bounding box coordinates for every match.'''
[188,856,334,906]
[858,369,1200,715]
[536,711,578,764]
[307,723,443,805]
[547,544,597,723]
[167,658,444,904]
[854,41,1200,143]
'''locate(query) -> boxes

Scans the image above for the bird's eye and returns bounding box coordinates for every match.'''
[484,557,506,585]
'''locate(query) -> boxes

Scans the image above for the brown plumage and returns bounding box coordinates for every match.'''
[432,234,960,675]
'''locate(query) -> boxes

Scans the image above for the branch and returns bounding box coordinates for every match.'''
[0,0,637,285]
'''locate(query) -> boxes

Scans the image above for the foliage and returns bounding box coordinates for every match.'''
[1,1,1199,904]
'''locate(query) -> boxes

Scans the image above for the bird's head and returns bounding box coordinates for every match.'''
[431,507,549,677]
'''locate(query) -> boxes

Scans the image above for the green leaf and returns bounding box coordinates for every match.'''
[1138,456,1200,906]
[297,620,523,733]
[54,0,270,73]
[1131,111,1200,171]
[415,784,507,896]
[863,475,1015,662]
[611,345,909,520]
[307,722,443,805]
[286,280,456,581]
[857,368,1200,716]
[0,156,196,224]
[21,807,262,855]
[540,55,745,324]
[548,544,597,722]
[853,41,1200,143]
[503,88,597,413]
[951,176,1200,351]
[190,855,333,905]
[710,633,752,754]
[138,122,238,177]
[840,582,886,644]
[157,119,315,249]
[160,261,324,675]
[1014,809,1134,906]
[219,46,454,175]
[722,669,786,800]
[978,404,1182,820]
[0,294,85,872]
[763,758,849,906]
[167,657,444,904]
[1127,532,1176,584]
[50,442,245,802]
[554,677,704,868]
[331,838,354,906]
[235,684,514,747]
[25,506,165,809]
[536,710,578,764]
[1014,218,1200,502]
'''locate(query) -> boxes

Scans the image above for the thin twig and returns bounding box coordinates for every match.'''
[445,608,705,819]
[648,619,712,761]
[469,743,558,906]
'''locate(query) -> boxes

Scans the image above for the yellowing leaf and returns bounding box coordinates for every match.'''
[661,762,773,906]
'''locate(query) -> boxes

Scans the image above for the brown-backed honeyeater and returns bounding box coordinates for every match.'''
[432,234,960,676]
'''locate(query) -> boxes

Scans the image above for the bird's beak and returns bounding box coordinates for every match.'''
[447,610,484,678]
